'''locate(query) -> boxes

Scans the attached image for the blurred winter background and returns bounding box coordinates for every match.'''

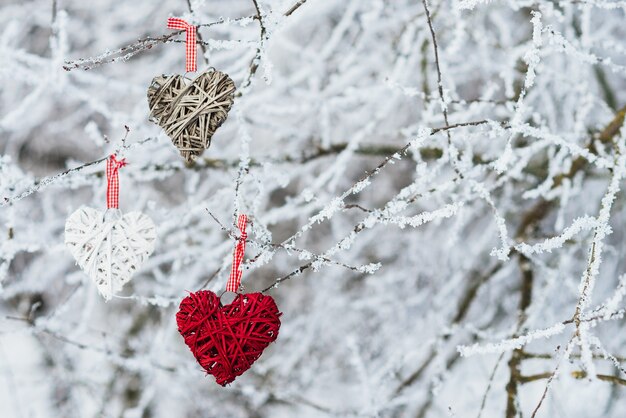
[1,0,626,416]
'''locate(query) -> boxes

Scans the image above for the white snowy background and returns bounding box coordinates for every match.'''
[1,0,626,416]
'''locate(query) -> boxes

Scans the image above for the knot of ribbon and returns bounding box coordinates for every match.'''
[106,154,127,209]
[226,214,248,293]
[167,17,197,73]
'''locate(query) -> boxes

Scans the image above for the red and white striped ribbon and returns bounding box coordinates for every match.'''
[106,155,127,209]
[167,17,197,72]
[226,214,248,293]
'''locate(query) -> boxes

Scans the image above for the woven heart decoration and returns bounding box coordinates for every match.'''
[147,69,236,163]
[65,207,156,301]
[176,290,281,386]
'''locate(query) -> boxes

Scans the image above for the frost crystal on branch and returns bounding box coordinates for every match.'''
[1,0,626,417]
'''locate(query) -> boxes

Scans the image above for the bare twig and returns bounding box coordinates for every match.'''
[505,255,535,418]
[258,120,499,292]
[596,373,626,386]
[1,126,494,208]
[1,136,153,207]
[344,204,373,213]
[238,0,309,94]
[62,17,252,71]
[501,106,626,417]
[395,262,504,398]
[421,0,450,131]
[64,31,183,71]
[421,0,458,175]
[63,0,309,76]
[476,352,506,418]
[206,209,372,281]
[530,338,575,418]
[519,372,554,384]
[238,0,269,93]
[231,164,250,222]
[285,0,309,16]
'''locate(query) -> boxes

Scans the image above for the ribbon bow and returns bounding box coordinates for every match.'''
[106,154,127,209]
[167,17,197,72]
[226,214,248,293]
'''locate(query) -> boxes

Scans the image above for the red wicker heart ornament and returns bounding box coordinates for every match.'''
[176,290,281,385]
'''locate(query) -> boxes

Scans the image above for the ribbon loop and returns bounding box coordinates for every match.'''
[106,155,127,209]
[226,214,248,292]
[167,17,197,73]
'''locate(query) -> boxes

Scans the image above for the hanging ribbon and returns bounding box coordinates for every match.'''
[106,155,127,209]
[167,17,197,72]
[226,214,248,293]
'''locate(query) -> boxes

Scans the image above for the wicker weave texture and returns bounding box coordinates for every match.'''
[148,70,236,162]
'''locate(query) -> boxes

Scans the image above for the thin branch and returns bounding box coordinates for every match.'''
[344,204,373,213]
[1,124,494,208]
[421,0,459,176]
[197,266,224,291]
[262,263,311,292]
[7,313,180,376]
[63,31,183,71]
[285,0,309,16]
[596,374,626,386]
[521,351,626,363]
[531,338,575,418]
[571,138,623,334]
[62,17,252,71]
[501,106,626,417]
[421,0,450,130]
[1,136,153,207]
[238,0,309,94]
[521,371,626,386]
[232,163,249,222]
[476,352,506,418]
[260,188,457,292]
[238,0,268,94]
[206,209,372,280]
[258,120,499,291]
[63,0,309,75]
[505,255,535,418]
[519,372,554,384]
[519,351,554,360]
[251,0,266,37]
[395,262,504,397]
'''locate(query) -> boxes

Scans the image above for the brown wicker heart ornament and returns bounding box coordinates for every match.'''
[147,69,236,162]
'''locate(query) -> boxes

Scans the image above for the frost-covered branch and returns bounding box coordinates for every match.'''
[2,0,626,416]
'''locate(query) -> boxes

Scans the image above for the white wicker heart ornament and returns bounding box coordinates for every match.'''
[64,154,156,301]
[65,207,156,301]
